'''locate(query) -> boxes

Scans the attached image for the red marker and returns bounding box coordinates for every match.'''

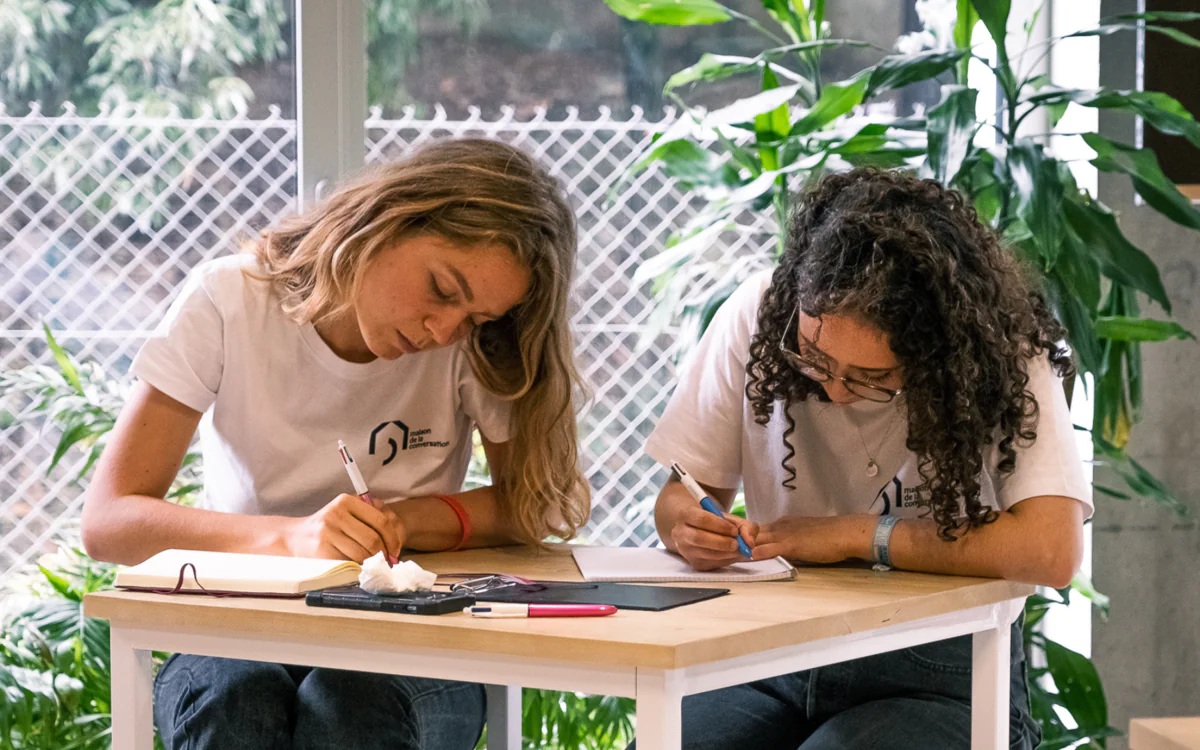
[468,604,617,618]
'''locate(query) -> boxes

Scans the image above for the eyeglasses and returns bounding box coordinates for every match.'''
[438,573,533,595]
[435,573,598,596]
[779,307,903,403]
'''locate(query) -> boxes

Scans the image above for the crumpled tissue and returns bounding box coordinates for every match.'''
[358,552,438,594]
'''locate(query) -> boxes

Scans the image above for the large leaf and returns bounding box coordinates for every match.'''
[971,0,1011,54]
[1047,272,1103,375]
[1027,88,1200,148]
[1094,316,1195,343]
[48,417,115,474]
[705,84,802,128]
[829,124,925,169]
[664,41,872,93]
[603,0,731,25]
[1094,438,1189,516]
[954,0,980,83]
[1038,636,1112,736]
[43,324,84,395]
[664,54,764,92]
[1082,133,1200,230]
[641,139,730,188]
[760,0,808,43]
[788,75,868,136]
[1069,22,1200,50]
[1061,197,1171,312]
[971,0,1015,94]
[925,85,978,185]
[1008,142,1064,267]
[1070,571,1112,618]
[622,114,705,180]
[1111,11,1200,22]
[865,48,967,99]
[1054,226,1102,312]
[754,66,791,171]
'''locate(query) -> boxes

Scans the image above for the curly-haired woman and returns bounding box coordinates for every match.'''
[641,168,1089,749]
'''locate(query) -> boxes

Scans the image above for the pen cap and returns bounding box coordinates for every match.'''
[670,462,707,501]
[338,441,369,495]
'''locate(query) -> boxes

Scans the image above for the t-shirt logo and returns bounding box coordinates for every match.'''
[873,472,931,515]
[371,420,410,465]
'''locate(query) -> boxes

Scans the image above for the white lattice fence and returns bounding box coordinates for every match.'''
[0,103,774,580]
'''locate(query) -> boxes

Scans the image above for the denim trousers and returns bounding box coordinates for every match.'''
[630,619,1039,750]
[153,654,485,750]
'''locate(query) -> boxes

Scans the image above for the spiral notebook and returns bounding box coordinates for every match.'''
[571,547,796,583]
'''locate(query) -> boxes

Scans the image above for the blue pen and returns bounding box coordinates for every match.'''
[670,461,753,559]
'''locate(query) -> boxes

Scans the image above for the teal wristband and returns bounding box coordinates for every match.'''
[871,515,899,571]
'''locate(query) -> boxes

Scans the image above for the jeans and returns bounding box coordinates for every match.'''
[630,620,1039,750]
[153,654,486,750]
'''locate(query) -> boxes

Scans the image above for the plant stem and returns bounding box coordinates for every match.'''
[727,10,790,46]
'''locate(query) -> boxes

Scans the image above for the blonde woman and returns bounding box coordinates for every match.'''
[81,138,590,750]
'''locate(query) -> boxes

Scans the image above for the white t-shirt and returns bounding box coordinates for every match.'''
[646,271,1092,523]
[131,255,511,517]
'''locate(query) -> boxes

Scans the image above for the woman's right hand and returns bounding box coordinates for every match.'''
[667,502,758,572]
[280,494,404,563]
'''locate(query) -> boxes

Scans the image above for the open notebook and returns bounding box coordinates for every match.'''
[572,547,796,583]
[114,549,362,597]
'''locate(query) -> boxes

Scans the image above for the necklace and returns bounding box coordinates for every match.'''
[851,410,902,477]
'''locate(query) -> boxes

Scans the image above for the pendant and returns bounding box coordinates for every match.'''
[866,459,879,477]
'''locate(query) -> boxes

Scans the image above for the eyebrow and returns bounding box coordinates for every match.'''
[449,266,475,303]
[796,329,898,375]
[447,265,501,322]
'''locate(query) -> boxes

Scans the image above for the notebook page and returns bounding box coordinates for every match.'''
[572,547,795,583]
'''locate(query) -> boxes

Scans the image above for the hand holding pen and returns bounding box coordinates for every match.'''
[667,461,757,572]
[306,440,399,565]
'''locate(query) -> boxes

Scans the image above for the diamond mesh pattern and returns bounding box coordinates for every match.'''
[0,103,773,580]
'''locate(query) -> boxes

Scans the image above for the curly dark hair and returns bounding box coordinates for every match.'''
[746,168,1073,540]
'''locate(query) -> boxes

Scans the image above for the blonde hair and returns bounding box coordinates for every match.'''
[248,138,590,546]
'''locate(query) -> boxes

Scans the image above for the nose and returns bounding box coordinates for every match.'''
[425,310,472,347]
[821,377,860,404]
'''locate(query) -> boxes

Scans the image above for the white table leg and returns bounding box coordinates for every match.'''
[635,668,684,750]
[485,684,521,750]
[110,627,155,750]
[972,623,1012,750]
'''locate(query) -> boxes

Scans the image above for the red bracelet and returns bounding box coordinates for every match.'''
[432,494,470,551]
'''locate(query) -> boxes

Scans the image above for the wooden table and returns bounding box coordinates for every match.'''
[84,546,1033,750]
[1131,718,1200,750]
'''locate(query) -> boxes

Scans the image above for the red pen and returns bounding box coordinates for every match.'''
[468,604,617,618]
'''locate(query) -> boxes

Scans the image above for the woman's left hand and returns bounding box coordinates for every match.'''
[750,515,869,564]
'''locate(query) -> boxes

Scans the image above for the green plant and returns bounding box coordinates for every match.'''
[606,0,1198,513]
[475,690,635,750]
[604,1,1200,746]
[0,540,118,750]
[0,325,201,503]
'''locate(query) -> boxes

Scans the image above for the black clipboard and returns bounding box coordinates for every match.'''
[475,581,729,612]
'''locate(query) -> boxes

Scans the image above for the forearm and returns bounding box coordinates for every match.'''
[387,485,517,552]
[81,494,289,566]
[841,508,1082,588]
